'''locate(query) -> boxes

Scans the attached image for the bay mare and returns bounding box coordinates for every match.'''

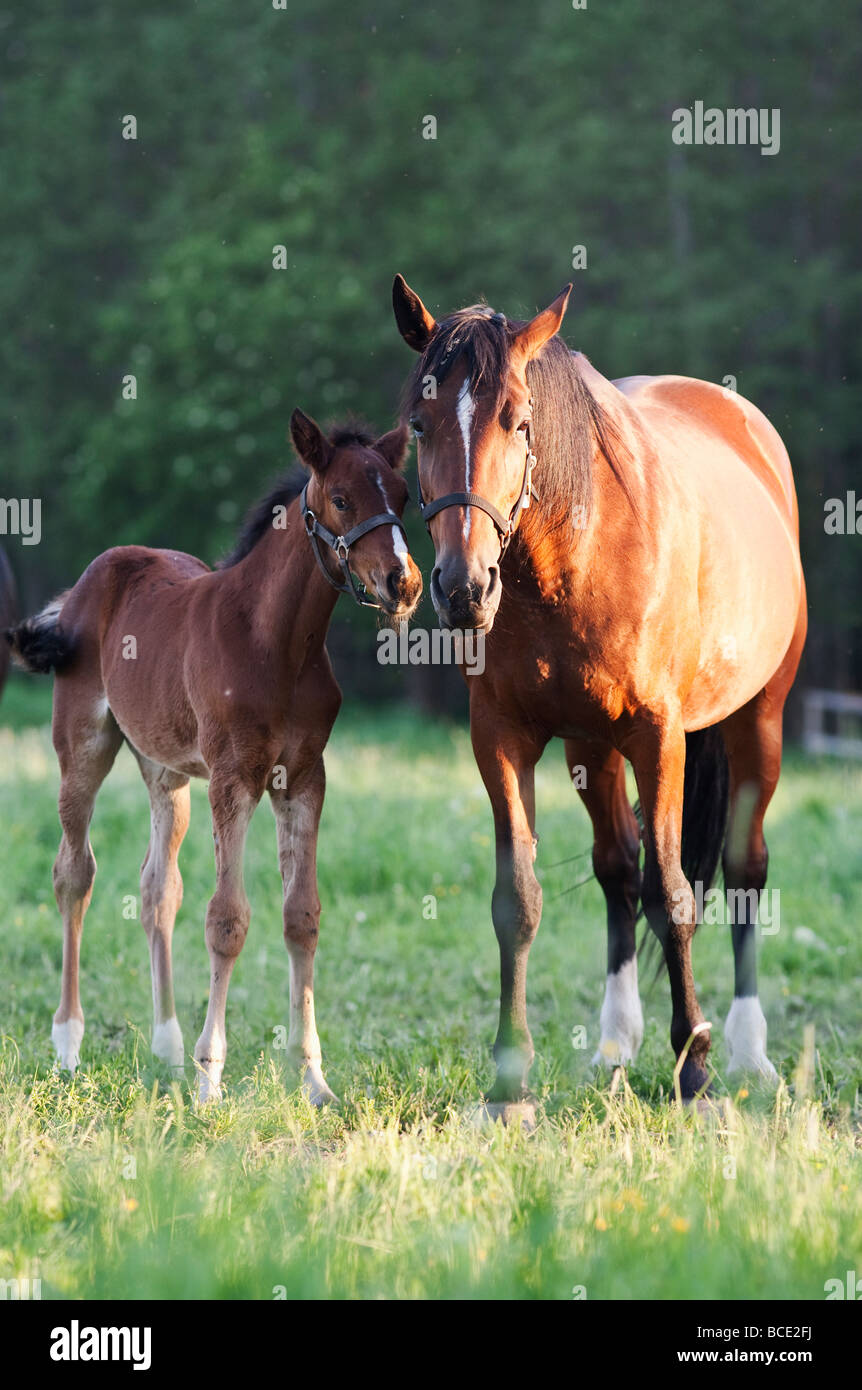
[7,412,422,1102]
[393,274,806,1114]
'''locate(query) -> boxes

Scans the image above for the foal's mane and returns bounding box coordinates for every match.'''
[402,305,633,539]
[217,423,375,569]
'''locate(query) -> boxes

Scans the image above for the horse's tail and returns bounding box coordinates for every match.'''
[5,592,75,674]
[680,726,730,899]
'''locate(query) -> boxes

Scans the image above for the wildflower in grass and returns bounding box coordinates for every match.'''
[671,1217,690,1233]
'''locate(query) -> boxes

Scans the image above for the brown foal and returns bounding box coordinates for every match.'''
[7,412,421,1102]
[394,275,806,1116]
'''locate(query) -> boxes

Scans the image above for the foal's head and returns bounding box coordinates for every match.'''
[394,275,573,632]
[290,409,423,619]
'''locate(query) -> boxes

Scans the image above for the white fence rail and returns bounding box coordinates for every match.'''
[802,688,862,759]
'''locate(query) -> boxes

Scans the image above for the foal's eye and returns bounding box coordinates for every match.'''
[516,419,530,435]
[331,495,348,512]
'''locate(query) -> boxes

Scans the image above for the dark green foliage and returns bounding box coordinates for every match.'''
[2,1,859,700]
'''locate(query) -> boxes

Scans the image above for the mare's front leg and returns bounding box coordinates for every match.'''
[564,739,643,1067]
[472,705,548,1119]
[194,772,260,1102]
[269,755,336,1105]
[628,717,710,1100]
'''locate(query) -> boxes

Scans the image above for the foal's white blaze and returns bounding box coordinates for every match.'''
[52,1018,84,1072]
[725,996,778,1081]
[456,378,476,539]
[375,469,409,573]
[592,957,644,1067]
[391,525,409,567]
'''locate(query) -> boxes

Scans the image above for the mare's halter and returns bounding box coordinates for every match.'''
[416,422,539,558]
[299,481,407,609]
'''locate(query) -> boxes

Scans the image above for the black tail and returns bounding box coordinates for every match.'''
[680,726,730,895]
[5,593,75,674]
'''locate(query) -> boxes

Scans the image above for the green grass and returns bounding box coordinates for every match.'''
[1,678,860,1299]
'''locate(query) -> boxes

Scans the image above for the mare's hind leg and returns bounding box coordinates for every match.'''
[719,695,784,1081]
[51,691,123,1070]
[719,597,805,1082]
[133,752,191,1074]
[193,772,260,1101]
[564,740,643,1067]
[269,755,336,1105]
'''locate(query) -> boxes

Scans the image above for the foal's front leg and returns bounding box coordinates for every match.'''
[472,712,547,1119]
[194,774,259,1102]
[269,757,336,1105]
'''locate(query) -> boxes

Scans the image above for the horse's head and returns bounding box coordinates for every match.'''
[290,409,423,619]
[393,275,572,632]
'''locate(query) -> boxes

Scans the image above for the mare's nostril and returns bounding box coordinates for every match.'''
[431,567,449,613]
[386,568,402,600]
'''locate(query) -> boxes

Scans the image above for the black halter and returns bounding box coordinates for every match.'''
[300,481,407,609]
[416,431,539,557]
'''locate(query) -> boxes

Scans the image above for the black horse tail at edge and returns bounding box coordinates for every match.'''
[637,726,730,975]
[680,726,730,896]
[5,591,75,675]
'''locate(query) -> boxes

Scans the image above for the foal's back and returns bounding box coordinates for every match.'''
[57,544,213,777]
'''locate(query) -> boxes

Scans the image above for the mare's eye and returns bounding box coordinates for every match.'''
[332,495,348,512]
[516,419,530,435]
[409,417,424,439]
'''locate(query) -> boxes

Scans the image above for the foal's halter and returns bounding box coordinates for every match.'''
[299,481,407,608]
[416,428,539,558]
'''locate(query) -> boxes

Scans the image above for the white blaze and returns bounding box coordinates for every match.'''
[375,470,408,572]
[456,378,476,539]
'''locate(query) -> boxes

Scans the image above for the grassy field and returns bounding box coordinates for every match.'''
[1,672,860,1300]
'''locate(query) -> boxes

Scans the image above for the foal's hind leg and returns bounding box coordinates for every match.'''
[719,696,784,1081]
[269,756,336,1105]
[51,693,123,1070]
[133,752,191,1074]
[193,773,259,1101]
[564,740,643,1067]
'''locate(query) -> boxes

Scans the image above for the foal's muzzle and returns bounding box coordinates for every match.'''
[373,559,423,618]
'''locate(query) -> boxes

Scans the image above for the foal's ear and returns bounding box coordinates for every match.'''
[374,423,409,472]
[392,274,437,352]
[511,284,573,364]
[290,408,334,473]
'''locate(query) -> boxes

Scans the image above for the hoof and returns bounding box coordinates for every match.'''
[194,1057,224,1104]
[725,999,779,1085]
[152,1019,185,1076]
[302,1068,339,1108]
[52,1019,84,1072]
[683,1093,719,1117]
[470,1099,537,1131]
[591,1040,635,1069]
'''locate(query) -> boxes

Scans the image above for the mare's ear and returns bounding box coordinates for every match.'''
[392,274,437,352]
[511,284,573,365]
[374,423,409,472]
[289,408,334,473]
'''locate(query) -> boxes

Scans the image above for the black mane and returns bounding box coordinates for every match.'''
[217,469,306,569]
[402,305,632,539]
[218,421,381,569]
